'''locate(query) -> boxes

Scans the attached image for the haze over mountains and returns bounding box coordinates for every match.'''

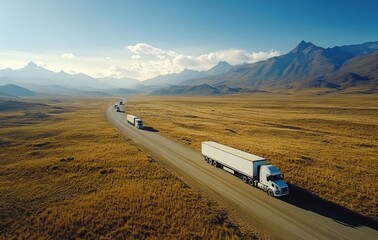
[0,62,143,96]
[142,61,232,86]
[0,60,235,96]
[0,40,377,97]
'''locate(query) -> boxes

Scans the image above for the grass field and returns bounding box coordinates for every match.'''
[124,94,378,222]
[0,98,263,239]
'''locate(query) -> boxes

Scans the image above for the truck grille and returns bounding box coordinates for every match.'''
[281,187,288,194]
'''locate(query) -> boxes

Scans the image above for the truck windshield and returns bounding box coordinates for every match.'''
[270,174,283,181]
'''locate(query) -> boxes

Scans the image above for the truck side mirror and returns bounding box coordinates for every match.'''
[266,175,271,181]
[282,174,284,180]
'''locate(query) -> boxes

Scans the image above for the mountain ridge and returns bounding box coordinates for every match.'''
[180,40,378,93]
[0,62,142,90]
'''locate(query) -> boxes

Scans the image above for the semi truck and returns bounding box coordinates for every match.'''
[126,114,143,129]
[201,141,289,197]
[114,103,120,112]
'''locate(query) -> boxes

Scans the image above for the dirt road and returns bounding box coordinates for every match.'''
[106,106,378,240]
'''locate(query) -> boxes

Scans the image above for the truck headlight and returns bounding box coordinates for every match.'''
[275,190,280,194]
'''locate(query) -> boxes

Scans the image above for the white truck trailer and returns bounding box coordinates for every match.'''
[201,141,289,197]
[126,114,143,129]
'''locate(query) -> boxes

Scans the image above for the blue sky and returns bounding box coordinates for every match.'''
[0,0,377,79]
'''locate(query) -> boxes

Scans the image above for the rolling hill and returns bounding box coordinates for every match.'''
[0,84,36,96]
[150,84,241,96]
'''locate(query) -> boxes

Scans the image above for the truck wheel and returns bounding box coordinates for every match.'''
[212,160,217,167]
[241,176,248,183]
[253,180,259,187]
[267,189,274,197]
[208,159,212,165]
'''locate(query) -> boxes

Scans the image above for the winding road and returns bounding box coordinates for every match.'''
[106,106,378,240]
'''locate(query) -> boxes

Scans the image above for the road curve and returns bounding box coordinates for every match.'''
[106,106,378,240]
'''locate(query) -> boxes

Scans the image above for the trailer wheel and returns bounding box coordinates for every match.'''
[212,160,217,167]
[267,189,274,197]
[241,175,248,183]
[208,159,212,165]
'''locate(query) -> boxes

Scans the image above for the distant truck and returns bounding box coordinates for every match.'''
[201,141,289,197]
[114,103,121,112]
[119,101,123,105]
[126,114,143,129]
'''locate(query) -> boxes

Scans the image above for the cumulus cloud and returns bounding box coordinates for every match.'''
[106,64,140,79]
[125,43,177,60]
[123,43,280,79]
[61,52,75,59]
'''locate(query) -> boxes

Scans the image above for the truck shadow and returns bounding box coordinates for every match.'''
[141,126,159,132]
[280,184,378,230]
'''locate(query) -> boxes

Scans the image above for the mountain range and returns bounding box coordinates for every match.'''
[0,61,233,96]
[0,62,109,89]
[0,40,377,96]
[0,62,142,94]
[178,41,378,94]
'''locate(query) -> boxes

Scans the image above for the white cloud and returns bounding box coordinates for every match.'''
[106,64,140,79]
[61,52,75,59]
[125,43,177,60]
[172,49,280,71]
[123,43,280,79]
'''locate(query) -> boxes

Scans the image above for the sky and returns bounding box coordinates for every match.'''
[0,0,377,80]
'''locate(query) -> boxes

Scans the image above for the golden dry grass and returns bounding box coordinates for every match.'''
[0,98,260,239]
[124,94,378,222]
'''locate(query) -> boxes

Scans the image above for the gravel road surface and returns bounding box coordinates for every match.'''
[106,106,378,240]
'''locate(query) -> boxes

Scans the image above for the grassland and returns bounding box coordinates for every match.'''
[0,98,261,239]
[124,94,378,222]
